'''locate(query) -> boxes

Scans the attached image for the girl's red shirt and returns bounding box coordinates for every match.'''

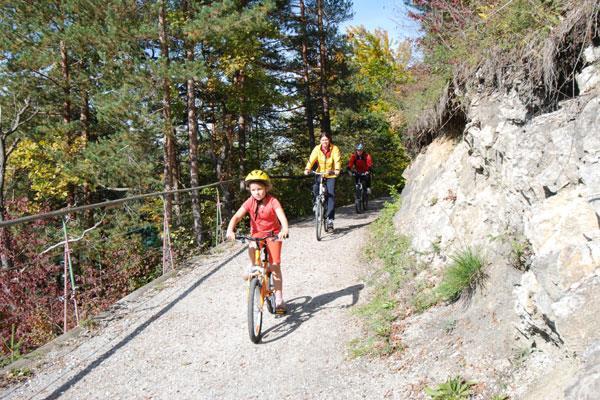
[242,194,282,235]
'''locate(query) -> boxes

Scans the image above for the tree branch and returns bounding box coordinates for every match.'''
[39,219,104,256]
[8,98,37,135]
[6,137,21,158]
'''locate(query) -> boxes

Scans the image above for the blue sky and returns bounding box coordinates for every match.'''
[340,0,422,44]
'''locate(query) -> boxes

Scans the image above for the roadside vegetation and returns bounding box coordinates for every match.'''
[351,198,489,357]
[350,192,411,356]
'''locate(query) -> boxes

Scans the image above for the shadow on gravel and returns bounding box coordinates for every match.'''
[259,283,364,344]
[292,198,386,229]
[318,221,373,241]
[39,247,246,400]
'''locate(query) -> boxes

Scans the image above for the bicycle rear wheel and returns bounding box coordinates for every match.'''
[247,277,263,343]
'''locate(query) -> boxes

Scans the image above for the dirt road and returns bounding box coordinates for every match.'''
[2,199,405,400]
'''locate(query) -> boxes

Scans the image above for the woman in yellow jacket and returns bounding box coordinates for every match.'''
[303,132,341,232]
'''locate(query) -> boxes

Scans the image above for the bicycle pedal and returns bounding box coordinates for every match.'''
[274,305,287,315]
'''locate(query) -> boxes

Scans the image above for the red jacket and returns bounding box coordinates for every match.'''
[348,152,373,173]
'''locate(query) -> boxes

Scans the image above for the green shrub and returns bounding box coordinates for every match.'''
[424,376,476,400]
[436,248,486,302]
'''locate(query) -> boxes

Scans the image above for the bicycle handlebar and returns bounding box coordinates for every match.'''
[235,232,287,243]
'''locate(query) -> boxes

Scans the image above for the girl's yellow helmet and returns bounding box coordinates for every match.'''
[244,170,271,187]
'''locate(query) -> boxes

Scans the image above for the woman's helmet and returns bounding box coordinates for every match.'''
[244,169,271,188]
[356,143,365,151]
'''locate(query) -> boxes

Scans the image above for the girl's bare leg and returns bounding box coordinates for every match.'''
[243,247,255,279]
[270,263,284,305]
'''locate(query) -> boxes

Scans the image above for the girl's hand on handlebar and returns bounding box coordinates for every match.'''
[278,229,289,240]
[226,230,236,241]
[304,169,310,175]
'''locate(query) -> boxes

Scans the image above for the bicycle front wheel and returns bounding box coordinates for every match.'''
[355,188,362,214]
[247,277,263,343]
[315,201,323,241]
[362,189,368,211]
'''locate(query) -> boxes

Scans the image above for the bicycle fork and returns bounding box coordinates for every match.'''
[248,247,273,312]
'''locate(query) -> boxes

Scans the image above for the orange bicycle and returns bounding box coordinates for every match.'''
[236,233,283,343]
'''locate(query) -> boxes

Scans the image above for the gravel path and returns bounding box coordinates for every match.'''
[2,199,406,400]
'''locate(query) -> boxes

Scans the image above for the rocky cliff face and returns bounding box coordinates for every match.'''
[393,46,600,399]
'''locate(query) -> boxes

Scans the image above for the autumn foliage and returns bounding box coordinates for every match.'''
[0,199,161,363]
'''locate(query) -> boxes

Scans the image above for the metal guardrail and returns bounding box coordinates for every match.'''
[0,180,234,228]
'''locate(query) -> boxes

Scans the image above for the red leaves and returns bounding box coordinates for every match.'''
[0,199,161,359]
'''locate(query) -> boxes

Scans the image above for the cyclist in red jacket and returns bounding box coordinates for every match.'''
[347,143,373,194]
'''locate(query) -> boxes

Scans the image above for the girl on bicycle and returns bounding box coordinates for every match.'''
[304,132,341,232]
[226,170,289,313]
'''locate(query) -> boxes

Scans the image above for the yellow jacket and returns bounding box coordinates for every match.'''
[304,144,341,178]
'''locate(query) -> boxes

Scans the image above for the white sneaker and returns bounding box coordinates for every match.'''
[326,219,334,231]
[367,188,372,195]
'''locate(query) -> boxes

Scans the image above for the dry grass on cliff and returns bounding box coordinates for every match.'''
[405,0,600,154]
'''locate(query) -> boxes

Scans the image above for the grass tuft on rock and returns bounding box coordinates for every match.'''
[436,248,487,302]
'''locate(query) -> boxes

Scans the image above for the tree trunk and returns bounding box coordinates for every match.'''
[60,39,76,207]
[299,0,316,149]
[238,113,247,180]
[184,24,203,246]
[235,70,247,182]
[316,0,331,136]
[60,40,71,126]
[80,91,94,226]
[210,106,234,223]
[223,114,235,220]
[158,0,175,226]
[0,136,11,269]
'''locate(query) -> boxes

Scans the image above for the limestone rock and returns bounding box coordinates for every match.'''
[525,188,599,286]
[514,271,563,346]
[577,65,600,94]
[584,46,600,64]
[564,341,600,400]
[395,46,600,398]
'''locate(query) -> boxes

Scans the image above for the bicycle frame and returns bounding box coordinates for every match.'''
[245,237,274,304]
[317,175,327,209]
[312,172,328,240]
[236,234,278,343]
